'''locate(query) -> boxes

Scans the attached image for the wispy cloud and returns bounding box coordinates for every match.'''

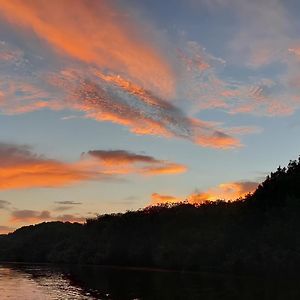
[0,0,174,98]
[189,0,300,117]
[3,0,296,147]
[0,1,251,149]
[176,40,300,117]
[0,40,23,63]
[0,81,63,115]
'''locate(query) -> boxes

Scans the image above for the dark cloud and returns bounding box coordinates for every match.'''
[53,206,73,212]
[10,209,86,224]
[11,210,51,222]
[54,201,82,205]
[0,143,42,167]
[87,150,160,164]
[0,199,11,209]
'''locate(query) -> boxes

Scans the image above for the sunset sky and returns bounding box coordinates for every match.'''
[1,0,300,233]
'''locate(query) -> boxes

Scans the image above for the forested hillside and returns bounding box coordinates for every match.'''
[2,158,300,273]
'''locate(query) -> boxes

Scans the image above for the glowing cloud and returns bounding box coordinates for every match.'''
[0,1,246,149]
[65,73,241,148]
[0,0,174,98]
[0,144,185,190]
[0,143,99,190]
[85,150,187,175]
[151,193,183,205]
[188,181,259,204]
[151,181,258,205]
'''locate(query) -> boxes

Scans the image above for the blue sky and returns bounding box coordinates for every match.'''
[0,0,300,232]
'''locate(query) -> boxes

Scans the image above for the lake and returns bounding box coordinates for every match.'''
[0,263,300,299]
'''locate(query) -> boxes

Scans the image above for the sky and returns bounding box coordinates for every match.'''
[1,0,300,233]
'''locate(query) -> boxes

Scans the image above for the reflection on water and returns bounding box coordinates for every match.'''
[1,263,300,299]
[0,264,94,299]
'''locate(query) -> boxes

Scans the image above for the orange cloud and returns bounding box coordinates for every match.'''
[85,150,187,175]
[151,193,183,205]
[0,144,185,190]
[142,163,187,175]
[193,129,241,149]
[0,0,174,98]
[87,150,159,166]
[0,2,245,149]
[0,73,243,150]
[61,72,241,149]
[0,81,64,115]
[0,0,297,130]
[0,143,98,190]
[151,181,258,206]
[188,181,258,204]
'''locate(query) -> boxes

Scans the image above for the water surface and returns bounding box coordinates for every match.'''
[0,263,300,299]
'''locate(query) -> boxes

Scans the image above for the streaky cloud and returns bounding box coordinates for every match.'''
[0,0,175,98]
[84,149,187,175]
[0,143,186,190]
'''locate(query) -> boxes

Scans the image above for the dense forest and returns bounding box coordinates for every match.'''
[2,157,300,273]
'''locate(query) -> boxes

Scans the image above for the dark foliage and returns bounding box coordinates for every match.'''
[2,157,300,273]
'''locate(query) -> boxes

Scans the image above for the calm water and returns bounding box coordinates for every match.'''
[1,263,300,299]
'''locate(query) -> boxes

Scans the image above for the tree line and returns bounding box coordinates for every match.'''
[2,158,300,273]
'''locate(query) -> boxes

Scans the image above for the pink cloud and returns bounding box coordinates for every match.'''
[10,209,86,224]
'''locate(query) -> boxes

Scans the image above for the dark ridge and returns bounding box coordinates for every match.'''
[2,157,300,273]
